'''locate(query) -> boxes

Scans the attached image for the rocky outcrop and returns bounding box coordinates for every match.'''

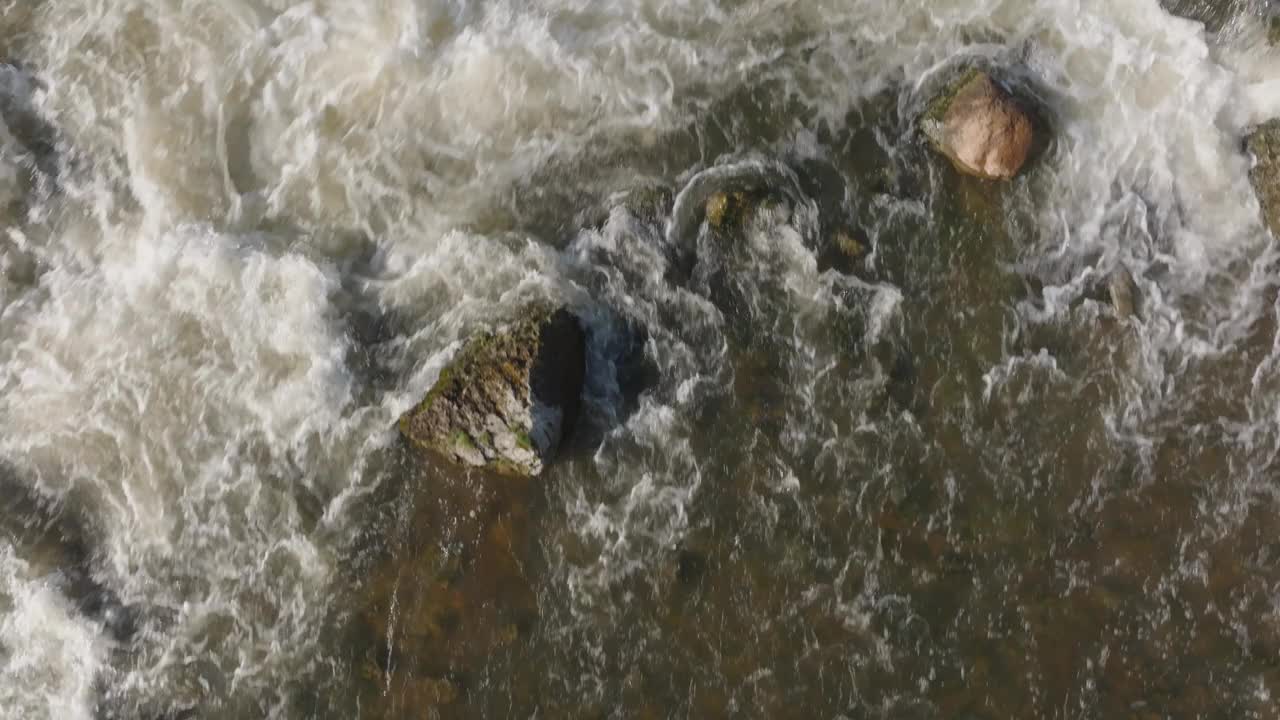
[1108,267,1140,321]
[1246,120,1280,237]
[399,304,586,477]
[923,69,1034,181]
[705,190,753,230]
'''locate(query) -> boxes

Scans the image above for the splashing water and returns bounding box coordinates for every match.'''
[1,0,1279,717]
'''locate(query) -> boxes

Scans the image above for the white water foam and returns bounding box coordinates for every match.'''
[0,0,1279,715]
[0,544,107,720]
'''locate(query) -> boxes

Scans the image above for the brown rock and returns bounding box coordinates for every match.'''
[924,70,1034,181]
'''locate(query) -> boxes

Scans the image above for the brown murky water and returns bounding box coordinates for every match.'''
[1,0,1280,718]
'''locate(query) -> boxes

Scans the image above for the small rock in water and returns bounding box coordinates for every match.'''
[834,230,867,260]
[705,190,751,230]
[1246,119,1280,237]
[923,69,1034,181]
[399,303,586,477]
[1107,266,1140,320]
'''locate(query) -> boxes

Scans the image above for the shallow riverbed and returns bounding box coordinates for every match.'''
[2,0,1280,717]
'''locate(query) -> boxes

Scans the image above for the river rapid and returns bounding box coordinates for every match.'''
[2,0,1280,717]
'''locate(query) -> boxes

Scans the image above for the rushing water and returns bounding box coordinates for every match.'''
[2,0,1280,717]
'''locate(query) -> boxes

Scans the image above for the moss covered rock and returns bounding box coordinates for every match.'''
[705,190,753,230]
[1246,120,1280,237]
[923,69,1034,181]
[399,304,586,477]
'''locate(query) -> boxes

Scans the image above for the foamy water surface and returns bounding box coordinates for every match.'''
[1,0,1280,717]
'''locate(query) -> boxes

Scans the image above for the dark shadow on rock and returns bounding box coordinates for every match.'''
[533,308,589,461]
[563,309,660,461]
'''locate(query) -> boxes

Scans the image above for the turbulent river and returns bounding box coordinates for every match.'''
[2,0,1280,717]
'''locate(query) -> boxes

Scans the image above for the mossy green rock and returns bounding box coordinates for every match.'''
[1246,120,1280,237]
[705,190,754,231]
[399,304,586,477]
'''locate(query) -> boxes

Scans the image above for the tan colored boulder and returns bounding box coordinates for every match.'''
[924,70,1034,181]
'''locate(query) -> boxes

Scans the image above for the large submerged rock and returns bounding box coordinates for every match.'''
[923,69,1034,181]
[1246,119,1280,237]
[399,304,586,477]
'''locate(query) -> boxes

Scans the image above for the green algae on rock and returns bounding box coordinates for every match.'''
[399,304,587,477]
[1246,119,1280,237]
[704,190,753,231]
[922,69,1034,181]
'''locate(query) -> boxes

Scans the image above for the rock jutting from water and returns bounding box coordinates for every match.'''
[704,190,754,231]
[1246,119,1280,237]
[1107,266,1140,321]
[923,69,1035,181]
[399,304,587,477]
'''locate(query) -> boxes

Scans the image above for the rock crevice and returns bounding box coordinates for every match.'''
[1246,120,1280,238]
